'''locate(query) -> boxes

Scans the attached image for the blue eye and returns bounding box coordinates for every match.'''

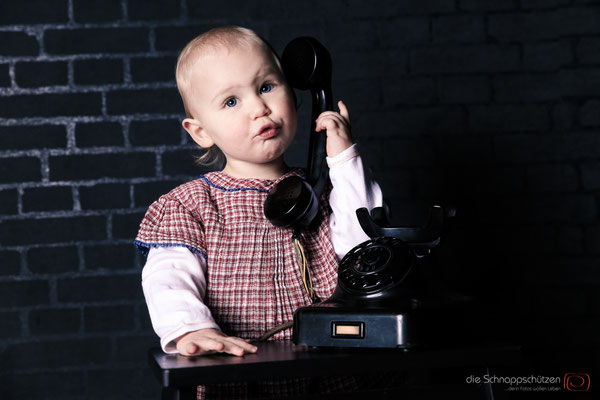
[225,98,237,107]
[260,83,273,94]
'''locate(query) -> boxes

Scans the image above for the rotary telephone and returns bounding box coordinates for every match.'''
[263,37,467,349]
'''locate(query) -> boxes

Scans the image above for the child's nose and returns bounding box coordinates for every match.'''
[250,98,271,119]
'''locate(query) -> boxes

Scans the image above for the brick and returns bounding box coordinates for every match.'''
[129,119,181,146]
[380,138,435,167]
[459,0,516,11]
[112,212,146,239]
[49,153,155,180]
[187,0,281,19]
[27,245,79,274]
[452,165,524,195]
[577,37,600,64]
[134,180,185,207]
[154,25,214,52]
[381,77,436,106]
[0,312,21,338]
[74,58,123,85]
[0,63,10,86]
[84,305,135,332]
[580,100,600,127]
[335,50,408,80]
[585,225,600,254]
[22,186,73,212]
[365,106,467,138]
[377,17,430,48]
[345,0,454,16]
[0,0,68,24]
[469,105,550,133]
[0,280,49,307]
[491,225,556,255]
[440,76,490,103]
[552,102,575,130]
[130,56,176,83]
[493,74,561,103]
[115,334,157,363]
[581,162,600,190]
[73,0,122,22]
[410,44,519,74]
[523,40,573,71]
[3,371,86,399]
[44,28,149,55]
[0,338,111,370]
[0,189,18,215]
[0,93,102,118]
[334,79,383,111]
[433,15,485,43]
[84,243,135,270]
[0,125,67,150]
[162,148,211,176]
[29,308,80,335]
[75,122,124,147]
[15,61,68,88]
[79,183,130,210]
[526,164,579,193]
[521,0,569,8]
[57,274,143,302]
[558,226,584,255]
[0,32,39,56]
[128,0,180,20]
[0,157,41,183]
[560,68,600,97]
[489,8,600,42]
[106,88,183,115]
[138,304,153,330]
[495,133,600,163]
[319,22,380,52]
[0,216,106,246]
[493,194,596,224]
[87,369,154,400]
[0,250,20,275]
[437,136,494,165]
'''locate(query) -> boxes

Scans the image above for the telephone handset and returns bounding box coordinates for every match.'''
[263,37,333,230]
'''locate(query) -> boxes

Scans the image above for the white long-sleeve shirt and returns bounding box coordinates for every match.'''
[141,145,383,353]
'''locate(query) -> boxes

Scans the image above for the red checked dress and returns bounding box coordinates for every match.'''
[136,168,339,341]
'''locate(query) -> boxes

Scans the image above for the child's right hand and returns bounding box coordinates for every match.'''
[175,328,258,357]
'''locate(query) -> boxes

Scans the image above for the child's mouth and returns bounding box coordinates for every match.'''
[257,124,279,139]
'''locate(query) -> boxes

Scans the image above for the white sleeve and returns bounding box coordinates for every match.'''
[327,144,384,260]
[141,246,220,353]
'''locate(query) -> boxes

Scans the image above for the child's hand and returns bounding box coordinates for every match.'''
[315,100,353,158]
[174,328,258,357]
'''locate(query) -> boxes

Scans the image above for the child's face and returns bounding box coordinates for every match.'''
[183,43,297,171]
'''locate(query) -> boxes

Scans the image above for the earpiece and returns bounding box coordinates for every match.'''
[264,37,333,230]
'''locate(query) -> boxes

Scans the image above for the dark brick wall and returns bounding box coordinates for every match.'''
[1,0,599,398]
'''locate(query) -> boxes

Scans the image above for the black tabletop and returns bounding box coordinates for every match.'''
[149,340,521,388]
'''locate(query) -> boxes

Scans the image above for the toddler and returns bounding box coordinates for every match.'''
[135,25,383,397]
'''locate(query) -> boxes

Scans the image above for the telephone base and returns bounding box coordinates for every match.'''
[292,304,423,349]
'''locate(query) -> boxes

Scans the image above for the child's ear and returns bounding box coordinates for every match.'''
[182,118,214,148]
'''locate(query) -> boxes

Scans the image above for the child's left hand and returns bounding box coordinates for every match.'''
[315,100,353,158]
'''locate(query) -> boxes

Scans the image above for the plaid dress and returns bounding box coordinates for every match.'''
[136,169,355,398]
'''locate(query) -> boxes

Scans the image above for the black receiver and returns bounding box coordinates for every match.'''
[263,37,333,230]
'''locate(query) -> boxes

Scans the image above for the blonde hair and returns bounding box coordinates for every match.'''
[175,26,281,166]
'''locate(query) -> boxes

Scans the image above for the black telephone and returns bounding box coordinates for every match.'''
[293,205,454,348]
[263,37,333,230]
